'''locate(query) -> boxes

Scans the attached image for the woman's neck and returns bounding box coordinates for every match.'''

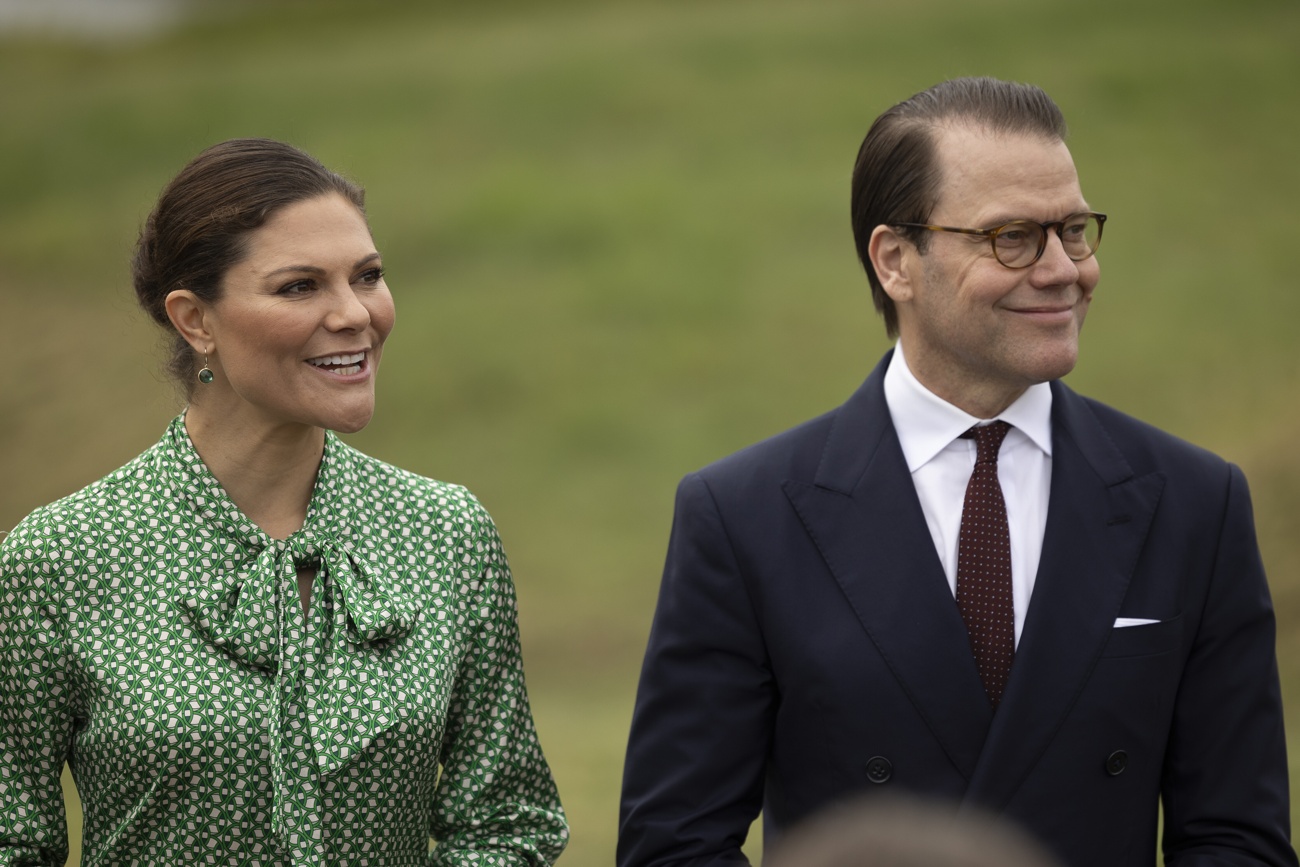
[183,402,326,541]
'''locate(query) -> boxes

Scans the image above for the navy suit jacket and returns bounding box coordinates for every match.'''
[619,352,1295,867]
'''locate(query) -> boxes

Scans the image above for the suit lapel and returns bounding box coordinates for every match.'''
[786,364,1167,800]
[963,382,1166,811]
[784,354,993,781]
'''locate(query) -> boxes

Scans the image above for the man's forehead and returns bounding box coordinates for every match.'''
[929,122,1086,222]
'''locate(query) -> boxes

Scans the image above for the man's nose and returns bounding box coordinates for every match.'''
[1029,230,1080,287]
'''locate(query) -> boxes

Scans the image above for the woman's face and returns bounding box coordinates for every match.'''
[199,192,395,434]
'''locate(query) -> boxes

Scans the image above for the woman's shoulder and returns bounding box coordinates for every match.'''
[329,437,493,527]
[1,443,163,601]
[3,446,160,556]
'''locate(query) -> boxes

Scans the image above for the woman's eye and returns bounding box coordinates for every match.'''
[278,280,314,295]
[356,267,385,286]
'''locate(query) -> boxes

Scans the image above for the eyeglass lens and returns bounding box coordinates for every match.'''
[994,214,1102,268]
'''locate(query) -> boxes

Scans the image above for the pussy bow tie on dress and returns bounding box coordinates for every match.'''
[176,529,420,771]
[161,416,422,840]
[176,529,420,841]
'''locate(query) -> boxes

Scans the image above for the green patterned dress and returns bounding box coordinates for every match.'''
[0,416,568,866]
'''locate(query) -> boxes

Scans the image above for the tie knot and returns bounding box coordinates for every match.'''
[961,420,1010,465]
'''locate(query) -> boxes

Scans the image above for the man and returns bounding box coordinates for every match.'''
[618,78,1296,867]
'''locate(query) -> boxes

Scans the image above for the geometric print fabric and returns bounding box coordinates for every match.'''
[0,415,568,865]
[956,420,1014,709]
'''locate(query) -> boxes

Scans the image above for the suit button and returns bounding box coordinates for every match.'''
[865,756,892,784]
[1106,750,1128,776]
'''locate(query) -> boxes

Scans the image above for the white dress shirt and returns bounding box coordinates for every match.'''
[882,343,1053,646]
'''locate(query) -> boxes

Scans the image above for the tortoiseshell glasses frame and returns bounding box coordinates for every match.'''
[891,211,1107,269]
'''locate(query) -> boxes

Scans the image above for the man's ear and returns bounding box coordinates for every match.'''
[164,289,213,354]
[869,224,915,305]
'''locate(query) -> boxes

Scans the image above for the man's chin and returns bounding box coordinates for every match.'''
[1019,337,1080,385]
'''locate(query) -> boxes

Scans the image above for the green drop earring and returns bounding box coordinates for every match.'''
[197,352,215,384]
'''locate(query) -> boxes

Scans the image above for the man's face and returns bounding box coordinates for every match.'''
[890,124,1100,417]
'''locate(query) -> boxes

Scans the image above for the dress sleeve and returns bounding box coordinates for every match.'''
[0,526,76,867]
[427,505,568,867]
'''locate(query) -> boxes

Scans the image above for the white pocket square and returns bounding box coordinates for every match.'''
[1113,617,1159,628]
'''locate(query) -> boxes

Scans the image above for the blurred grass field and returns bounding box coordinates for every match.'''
[2,0,1298,863]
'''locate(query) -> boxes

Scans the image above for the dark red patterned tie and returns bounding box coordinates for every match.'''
[957,420,1014,708]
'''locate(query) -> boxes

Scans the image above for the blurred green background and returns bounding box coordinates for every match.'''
[1,0,1298,864]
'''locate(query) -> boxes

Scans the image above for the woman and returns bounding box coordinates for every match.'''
[0,139,568,865]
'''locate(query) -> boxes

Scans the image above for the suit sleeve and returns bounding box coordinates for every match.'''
[618,473,775,867]
[1162,464,1298,867]
[0,531,75,867]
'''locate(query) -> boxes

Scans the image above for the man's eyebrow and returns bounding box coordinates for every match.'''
[974,209,1090,228]
[262,252,381,278]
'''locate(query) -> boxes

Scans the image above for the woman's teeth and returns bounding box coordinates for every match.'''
[308,352,365,375]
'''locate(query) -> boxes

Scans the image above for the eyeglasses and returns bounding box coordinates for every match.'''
[892,211,1107,269]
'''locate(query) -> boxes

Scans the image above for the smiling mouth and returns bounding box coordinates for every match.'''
[306,351,367,376]
[1007,303,1076,318]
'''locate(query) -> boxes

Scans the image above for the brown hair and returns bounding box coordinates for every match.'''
[132,138,366,393]
[850,78,1068,337]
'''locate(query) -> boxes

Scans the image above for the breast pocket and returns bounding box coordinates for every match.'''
[1100,613,1183,659]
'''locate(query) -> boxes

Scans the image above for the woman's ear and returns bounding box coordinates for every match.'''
[869,224,915,305]
[164,289,213,354]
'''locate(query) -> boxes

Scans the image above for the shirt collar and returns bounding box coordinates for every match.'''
[883,342,1053,472]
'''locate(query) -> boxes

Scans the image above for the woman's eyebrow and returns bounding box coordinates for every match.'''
[262,252,380,278]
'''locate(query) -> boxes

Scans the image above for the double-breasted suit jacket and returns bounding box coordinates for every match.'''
[619,352,1295,867]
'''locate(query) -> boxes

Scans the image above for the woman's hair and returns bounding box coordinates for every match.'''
[132,138,366,393]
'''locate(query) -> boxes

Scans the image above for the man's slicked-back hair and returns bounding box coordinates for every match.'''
[850,77,1068,337]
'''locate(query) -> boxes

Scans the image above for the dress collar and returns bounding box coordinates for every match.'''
[158,412,362,550]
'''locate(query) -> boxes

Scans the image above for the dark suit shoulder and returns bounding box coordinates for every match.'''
[1061,386,1235,484]
[691,406,840,496]
[693,358,895,499]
